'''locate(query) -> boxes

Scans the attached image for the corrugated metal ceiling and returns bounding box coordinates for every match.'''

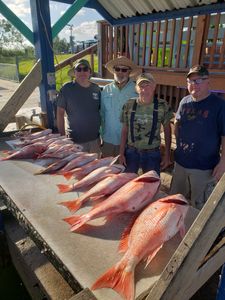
[97,0,218,19]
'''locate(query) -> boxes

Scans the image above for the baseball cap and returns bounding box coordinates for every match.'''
[74,59,91,70]
[68,59,91,77]
[136,73,156,85]
[187,65,209,78]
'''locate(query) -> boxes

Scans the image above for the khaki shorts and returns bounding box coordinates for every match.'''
[101,142,120,158]
[80,138,101,158]
[170,163,216,210]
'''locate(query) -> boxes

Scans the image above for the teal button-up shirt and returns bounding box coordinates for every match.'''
[101,80,137,145]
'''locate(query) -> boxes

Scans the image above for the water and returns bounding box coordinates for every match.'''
[0,263,31,300]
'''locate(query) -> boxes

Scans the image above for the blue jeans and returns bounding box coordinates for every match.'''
[124,146,161,175]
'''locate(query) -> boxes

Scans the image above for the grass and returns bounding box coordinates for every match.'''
[18,54,99,91]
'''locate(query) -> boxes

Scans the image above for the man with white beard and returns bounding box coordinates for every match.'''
[101,56,139,157]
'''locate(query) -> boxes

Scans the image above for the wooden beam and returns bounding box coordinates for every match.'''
[0,60,42,132]
[147,70,225,91]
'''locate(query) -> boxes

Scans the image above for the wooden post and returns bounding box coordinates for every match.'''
[192,15,208,65]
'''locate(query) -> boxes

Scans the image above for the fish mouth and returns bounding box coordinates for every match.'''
[135,177,160,183]
[161,199,188,205]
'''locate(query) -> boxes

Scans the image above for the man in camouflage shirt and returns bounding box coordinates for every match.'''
[119,73,174,175]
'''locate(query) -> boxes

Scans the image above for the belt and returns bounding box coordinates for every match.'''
[127,145,160,152]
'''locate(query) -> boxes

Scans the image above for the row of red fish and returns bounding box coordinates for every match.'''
[2,129,189,300]
[1,129,83,161]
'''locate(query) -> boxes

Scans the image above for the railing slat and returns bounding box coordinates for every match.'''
[161,20,168,67]
[108,25,113,60]
[175,18,184,68]
[168,19,176,68]
[219,28,225,69]
[209,14,221,68]
[147,22,154,66]
[114,27,118,58]
[183,17,193,68]
[153,22,160,66]
[141,23,147,66]
[135,24,141,65]
[125,25,129,57]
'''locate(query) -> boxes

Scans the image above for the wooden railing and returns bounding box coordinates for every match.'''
[98,13,225,111]
[54,43,98,74]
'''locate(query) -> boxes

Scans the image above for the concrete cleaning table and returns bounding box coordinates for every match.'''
[0,137,198,300]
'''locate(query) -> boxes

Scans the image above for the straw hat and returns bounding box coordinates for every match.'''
[105,56,140,77]
[68,59,91,77]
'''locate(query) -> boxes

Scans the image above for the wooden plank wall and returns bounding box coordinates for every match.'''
[98,12,225,112]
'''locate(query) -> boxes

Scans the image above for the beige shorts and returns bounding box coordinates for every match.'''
[101,142,120,158]
[170,163,216,210]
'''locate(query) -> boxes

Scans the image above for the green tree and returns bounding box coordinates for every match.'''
[0,19,25,51]
[53,36,69,54]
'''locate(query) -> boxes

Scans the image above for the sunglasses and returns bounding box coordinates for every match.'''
[187,78,208,85]
[75,66,89,72]
[114,67,130,73]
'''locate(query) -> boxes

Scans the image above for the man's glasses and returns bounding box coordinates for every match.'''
[114,67,130,73]
[75,66,89,72]
[187,78,208,85]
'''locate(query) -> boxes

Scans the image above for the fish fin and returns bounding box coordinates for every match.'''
[70,215,88,231]
[63,215,81,225]
[58,199,82,213]
[57,184,72,193]
[119,216,137,253]
[145,245,163,267]
[109,154,120,165]
[92,263,134,300]
[63,171,73,180]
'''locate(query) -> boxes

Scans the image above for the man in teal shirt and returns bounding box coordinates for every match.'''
[101,56,139,157]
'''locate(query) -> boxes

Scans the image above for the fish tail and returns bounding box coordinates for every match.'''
[63,214,88,231]
[92,262,134,300]
[58,199,82,213]
[57,184,72,193]
[63,171,73,180]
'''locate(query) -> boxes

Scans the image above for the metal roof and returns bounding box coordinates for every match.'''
[84,0,225,25]
[96,0,218,19]
[52,0,225,25]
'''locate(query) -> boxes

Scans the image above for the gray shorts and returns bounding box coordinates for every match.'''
[170,163,216,210]
[101,142,120,158]
[80,138,101,158]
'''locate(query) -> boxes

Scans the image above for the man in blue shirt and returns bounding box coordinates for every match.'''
[101,56,139,157]
[170,65,225,209]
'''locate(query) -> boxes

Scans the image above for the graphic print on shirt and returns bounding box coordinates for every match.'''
[179,104,210,152]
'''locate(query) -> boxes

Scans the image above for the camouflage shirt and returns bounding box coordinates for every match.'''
[121,97,174,150]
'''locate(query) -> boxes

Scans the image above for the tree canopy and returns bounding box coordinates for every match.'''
[0,19,25,50]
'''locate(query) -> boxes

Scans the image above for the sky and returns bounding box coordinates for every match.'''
[1,0,104,43]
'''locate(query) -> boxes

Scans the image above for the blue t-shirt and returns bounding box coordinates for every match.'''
[174,94,225,170]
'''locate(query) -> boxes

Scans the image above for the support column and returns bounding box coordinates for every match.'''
[30,0,56,130]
